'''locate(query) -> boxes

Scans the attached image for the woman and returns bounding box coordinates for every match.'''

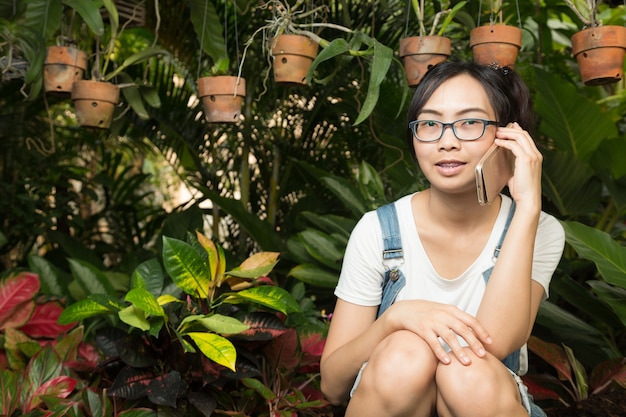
[320,61,565,417]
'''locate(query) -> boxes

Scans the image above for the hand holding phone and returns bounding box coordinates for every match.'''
[475,143,514,206]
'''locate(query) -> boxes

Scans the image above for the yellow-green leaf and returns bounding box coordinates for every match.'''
[187,332,237,371]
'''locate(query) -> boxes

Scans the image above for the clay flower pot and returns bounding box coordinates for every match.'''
[44,46,88,95]
[399,36,451,87]
[71,80,120,129]
[197,76,246,123]
[271,34,319,85]
[469,24,522,68]
[571,25,626,86]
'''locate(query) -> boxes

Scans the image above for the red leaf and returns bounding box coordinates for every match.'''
[264,328,299,371]
[19,302,76,339]
[0,273,40,327]
[26,376,77,411]
[521,376,564,401]
[527,336,572,381]
[0,301,35,330]
[589,358,626,391]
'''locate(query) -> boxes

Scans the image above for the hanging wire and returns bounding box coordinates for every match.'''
[233,0,240,68]
[224,0,228,61]
[404,0,411,38]
[197,0,210,80]
[477,0,482,26]
[515,0,522,29]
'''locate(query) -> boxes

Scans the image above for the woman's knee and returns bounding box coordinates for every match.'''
[436,350,522,415]
[356,331,438,403]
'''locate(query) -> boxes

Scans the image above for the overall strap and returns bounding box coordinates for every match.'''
[376,203,406,318]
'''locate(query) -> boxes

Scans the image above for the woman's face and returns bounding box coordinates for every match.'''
[412,74,498,197]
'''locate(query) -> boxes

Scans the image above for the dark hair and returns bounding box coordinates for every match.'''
[405,61,533,160]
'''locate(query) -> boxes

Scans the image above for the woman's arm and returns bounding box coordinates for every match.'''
[476,123,562,358]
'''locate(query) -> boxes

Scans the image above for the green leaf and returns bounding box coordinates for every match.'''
[287,264,339,288]
[183,314,249,334]
[541,149,602,216]
[306,38,351,84]
[298,229,344,269]
[68,258,116,296]
[535,67,617,161]
[63,0,104,36]
[131,258,164,297]
[104,47,167,81]
[587,280,626,327]
[125,288,165,317]
[564,345,588,399]
[226,286,300,315]
[562,221,626,289]
[118,305,150,331]
[57,296,120,324]
[162,236,210,298]
[186,0,227,62]
[353,40,393,125]
[241,377,276,401]
[187,332,236,371]
[320,176,369,217]
[27,255,71,297]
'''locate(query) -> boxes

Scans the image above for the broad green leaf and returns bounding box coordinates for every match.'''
[57,297,118,324]
[162,236,210,298]
[27,255,70,297]
[535,67,617,161]
[192,314,249,334]
[119,76,149,120]
[118,305,150,331]
[354,40,393,125]
[357,160,385,202]
[0,369,20,415]
[298,229,344,269]
[195,232,222,282]
[562,221,626,289]
[591,136,626,180]
[226,286,300,315]
[187,332,236,371]
[541,149,601,216]
[186,0,227,62]
[63,0,104,36]
[226,253,279,279]
[587,280,626,327]
[101,0,118,37]
[125,288,165,317]
[320,176,369,217]
[287,264,339,288]
[68,258,115,296]
[131,258,164,297]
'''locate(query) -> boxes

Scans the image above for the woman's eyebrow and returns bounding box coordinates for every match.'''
[417,107,490,118]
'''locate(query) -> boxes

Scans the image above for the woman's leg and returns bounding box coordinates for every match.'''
[436,348,528,417]
[346,330,439,417]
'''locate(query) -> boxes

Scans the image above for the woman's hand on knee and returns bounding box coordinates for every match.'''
[385,301,492,365]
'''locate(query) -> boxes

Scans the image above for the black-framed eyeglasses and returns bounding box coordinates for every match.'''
[408,118,499,142]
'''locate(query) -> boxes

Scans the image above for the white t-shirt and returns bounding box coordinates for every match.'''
[335,193,565,317]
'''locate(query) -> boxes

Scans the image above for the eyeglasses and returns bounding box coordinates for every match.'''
[408,118,499,142]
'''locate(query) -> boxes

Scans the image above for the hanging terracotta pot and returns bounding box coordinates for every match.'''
[469,24,522,68]
[571,25,626,86]
[197,76,246,123]
[71,80,120,129]
[399,36,451,87]
[271,34,319,85]
[44,46,88,95]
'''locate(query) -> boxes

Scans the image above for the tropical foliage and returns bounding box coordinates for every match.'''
[1,0,626,414]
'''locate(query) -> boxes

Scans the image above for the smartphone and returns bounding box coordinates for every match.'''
[475,143,514,206]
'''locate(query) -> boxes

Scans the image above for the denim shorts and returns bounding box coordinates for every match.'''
[350,362,546,417]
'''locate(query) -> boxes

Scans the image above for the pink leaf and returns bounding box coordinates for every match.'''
[19,302,76,339]
[0,301,35,330]
[527,336,572,381]
[0,273,40,327]
[26,376,76,411]
[590,358,626,392]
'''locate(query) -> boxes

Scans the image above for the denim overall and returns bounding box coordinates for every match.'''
[374,201,546,417]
